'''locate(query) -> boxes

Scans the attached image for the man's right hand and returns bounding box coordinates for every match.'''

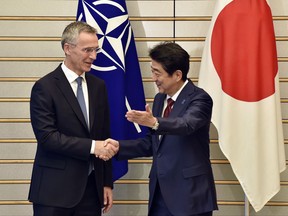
[94,139,119,161]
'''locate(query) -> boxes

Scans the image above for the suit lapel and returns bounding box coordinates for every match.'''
[86,74,96,132]
[53,66,89,131]
[156,81,195,148]
[153,94,166,149]
[153,93,165,116]
[169,80,195,118]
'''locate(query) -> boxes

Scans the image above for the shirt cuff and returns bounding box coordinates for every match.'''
[90,140,95,154]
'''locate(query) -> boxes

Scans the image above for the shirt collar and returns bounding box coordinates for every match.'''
[167,79,189,102]
[61,62,86,84]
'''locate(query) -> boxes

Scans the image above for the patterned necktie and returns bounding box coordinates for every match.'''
[163,98,174,117]
[76,77,88,126]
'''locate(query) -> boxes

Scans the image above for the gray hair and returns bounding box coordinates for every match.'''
[61,21,97,49]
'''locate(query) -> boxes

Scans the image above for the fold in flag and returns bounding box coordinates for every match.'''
[198,0,286,212]
[77,0,147,181]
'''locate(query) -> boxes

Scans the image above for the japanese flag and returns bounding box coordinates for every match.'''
[198,0,286,211]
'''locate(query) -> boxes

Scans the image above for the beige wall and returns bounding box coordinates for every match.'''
[0,0,287,215]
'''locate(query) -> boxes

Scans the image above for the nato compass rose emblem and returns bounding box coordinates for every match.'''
[77,0,133,73]
[77,0,143,133]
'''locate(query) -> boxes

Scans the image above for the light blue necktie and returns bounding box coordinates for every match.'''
[76,77,88,126]
[76,77,93,174]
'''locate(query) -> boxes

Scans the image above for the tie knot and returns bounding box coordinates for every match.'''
[76,77,83,86]
[167,98,174,107]
[163,98,174,118]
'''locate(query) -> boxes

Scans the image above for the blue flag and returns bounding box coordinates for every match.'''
[76,0,147,181]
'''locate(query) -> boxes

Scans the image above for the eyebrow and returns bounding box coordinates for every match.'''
[151,66,161,72]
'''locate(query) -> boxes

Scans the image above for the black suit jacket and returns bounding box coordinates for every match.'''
[28,64,112,208]
[117,80,218,215]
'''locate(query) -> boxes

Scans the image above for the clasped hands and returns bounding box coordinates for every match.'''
[95,138,119,161]
[94,105,155,161]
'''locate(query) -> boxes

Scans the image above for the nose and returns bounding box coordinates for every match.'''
[151,73,157,82]
[90,51,97,60]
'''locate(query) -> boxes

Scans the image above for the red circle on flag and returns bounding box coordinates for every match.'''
[211,0,278,102]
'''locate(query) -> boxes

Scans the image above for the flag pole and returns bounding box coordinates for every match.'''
[245,195,250,216]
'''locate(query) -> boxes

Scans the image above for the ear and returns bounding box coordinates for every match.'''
[174,70,183,82]
[63,43,71,55]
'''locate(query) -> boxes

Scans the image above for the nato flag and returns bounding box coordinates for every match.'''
[76,0,147,181]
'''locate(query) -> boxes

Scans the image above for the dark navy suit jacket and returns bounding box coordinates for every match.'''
[118,80,218,215]
[28,64,113,208]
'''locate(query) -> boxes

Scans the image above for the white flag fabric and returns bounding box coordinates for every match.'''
[198,0,286,212]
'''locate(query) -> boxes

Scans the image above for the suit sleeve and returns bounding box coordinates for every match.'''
[30,80,92,161]
[101,84,113,187]
[116,133,153,160]
[154,90,213,136]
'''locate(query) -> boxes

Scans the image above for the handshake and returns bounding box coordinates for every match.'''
[94,138,119,161]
